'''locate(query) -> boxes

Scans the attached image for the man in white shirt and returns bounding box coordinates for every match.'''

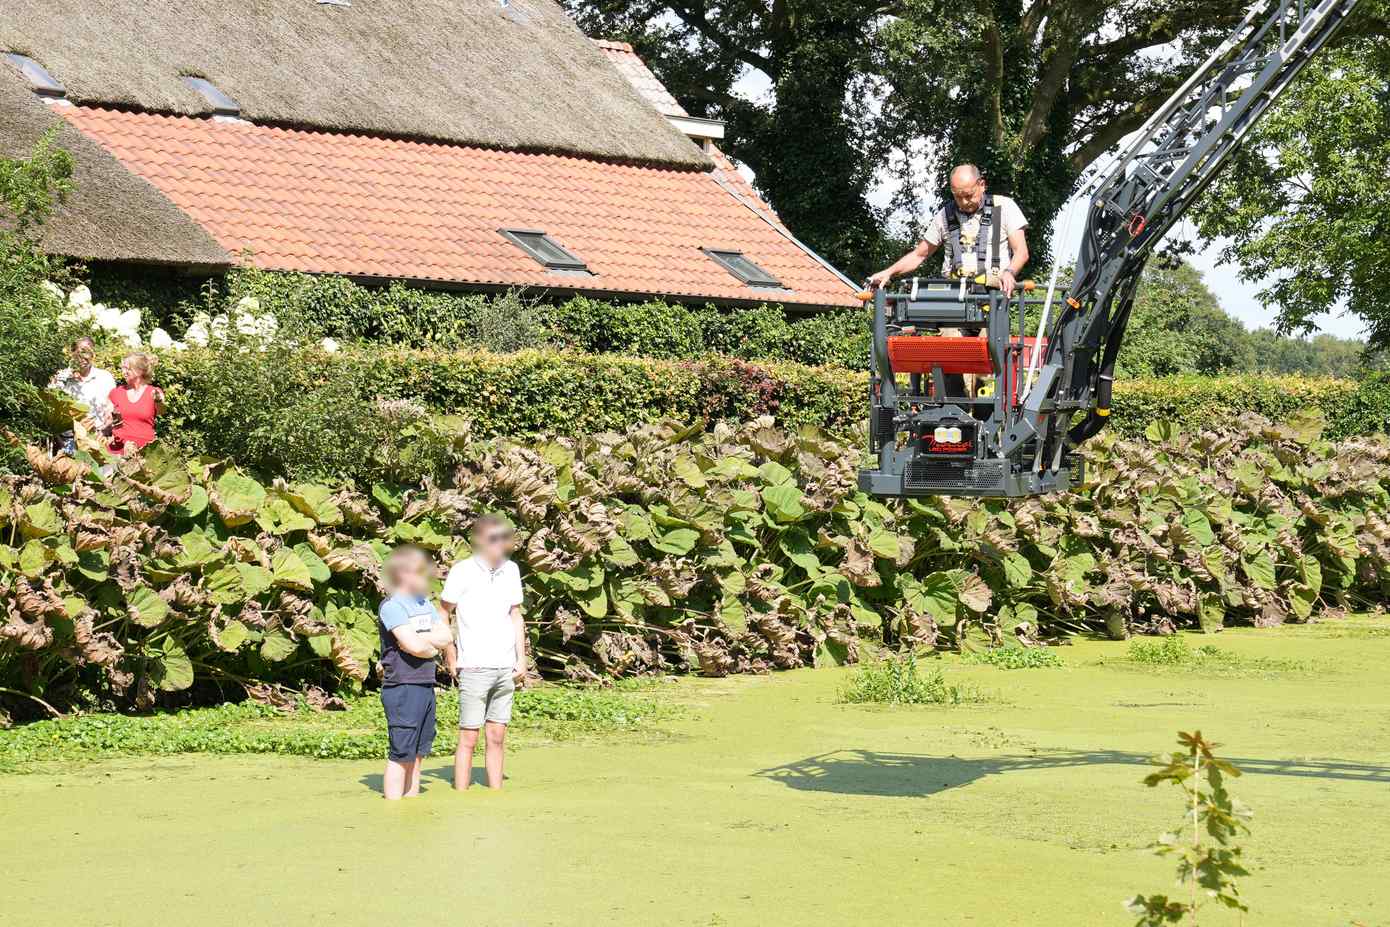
[49,337,116,453]
[868,163,1031,295]
[440,514,526,791]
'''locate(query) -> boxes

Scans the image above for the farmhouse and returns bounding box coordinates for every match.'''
[0,0,857,310]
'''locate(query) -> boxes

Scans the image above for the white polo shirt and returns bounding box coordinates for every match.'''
[441,556,523,669]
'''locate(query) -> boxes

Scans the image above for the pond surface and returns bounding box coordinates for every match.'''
[4,622,1388,926]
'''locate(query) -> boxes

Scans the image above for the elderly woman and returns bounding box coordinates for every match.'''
[107,353,165,456]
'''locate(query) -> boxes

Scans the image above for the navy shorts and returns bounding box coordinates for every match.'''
[381,684,437,761]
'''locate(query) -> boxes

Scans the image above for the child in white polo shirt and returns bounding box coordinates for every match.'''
[440,514,526,790]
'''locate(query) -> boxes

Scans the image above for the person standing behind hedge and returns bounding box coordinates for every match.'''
[107,352,165,456]
[49,337,115,453]
[377,545,455,801]
[441,515,526,791]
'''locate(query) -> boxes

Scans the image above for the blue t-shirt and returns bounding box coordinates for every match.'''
[378,593,444,686]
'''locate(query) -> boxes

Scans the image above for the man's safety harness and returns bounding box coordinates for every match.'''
[944,193,1002,280]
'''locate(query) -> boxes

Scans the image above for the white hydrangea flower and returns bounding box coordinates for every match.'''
[210,314,230,340]
[67,286,93,308]
[115,307,142,334]
[184,321,210,347]
[40,281,66,302]
[149,328,174,349]
[234,312,260,336]
[122,331,142,348]
[320,337,340,354]
[235,296,261,314]
[94,304,122,331]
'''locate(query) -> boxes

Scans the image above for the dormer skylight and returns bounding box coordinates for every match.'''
[3,53,66,100]
[182,77,241,117]
[703,248,782,288]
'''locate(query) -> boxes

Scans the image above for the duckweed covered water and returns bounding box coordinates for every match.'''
[3,621,1388,926]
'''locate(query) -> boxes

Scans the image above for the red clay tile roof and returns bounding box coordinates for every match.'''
[59,106,858,309]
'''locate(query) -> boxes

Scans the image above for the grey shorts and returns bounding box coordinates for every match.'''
[458,668,515,729]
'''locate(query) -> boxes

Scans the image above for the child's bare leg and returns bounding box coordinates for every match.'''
[455,728,481,790]
[383,759,410,800]
[405,757,423,797]
[484,722,507,789]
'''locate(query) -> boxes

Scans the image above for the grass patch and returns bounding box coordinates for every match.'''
[962,646,1065,670]
[839,654,983,706]
[1123,636,1308,673]
[0,683,673,773]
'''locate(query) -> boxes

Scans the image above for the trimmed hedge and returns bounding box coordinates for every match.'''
[138,344,1384,473]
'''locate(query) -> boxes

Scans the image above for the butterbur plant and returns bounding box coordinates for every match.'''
[1125,731,1252,925]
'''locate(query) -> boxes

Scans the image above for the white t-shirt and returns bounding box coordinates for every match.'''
[923,194,1028,276]
[51,366,117,429]
[441,556,523,669]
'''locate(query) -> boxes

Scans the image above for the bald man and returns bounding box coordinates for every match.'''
[868,164,1030,297]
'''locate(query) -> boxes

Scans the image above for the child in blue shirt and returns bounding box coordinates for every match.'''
[377,545,453,800]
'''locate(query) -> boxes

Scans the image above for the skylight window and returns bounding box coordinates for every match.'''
[703,249,782,288]
[182,77,241,117]
[3,53,66,99]
[500,230,589,273]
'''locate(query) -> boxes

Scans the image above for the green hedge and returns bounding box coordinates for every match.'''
[131,339,1387,486]
[88,265,870,369]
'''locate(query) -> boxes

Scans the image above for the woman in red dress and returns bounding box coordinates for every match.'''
[107,353,165,456]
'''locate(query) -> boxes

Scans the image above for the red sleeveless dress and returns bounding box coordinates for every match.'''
[108,385,158,455]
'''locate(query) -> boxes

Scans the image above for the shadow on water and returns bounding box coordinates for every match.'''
[754,750,1390,798]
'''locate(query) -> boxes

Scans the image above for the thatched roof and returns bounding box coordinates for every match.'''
[0,81,231,267]
[0,0,709,169]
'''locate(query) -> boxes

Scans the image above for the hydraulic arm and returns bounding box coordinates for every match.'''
[860,0,1365,498]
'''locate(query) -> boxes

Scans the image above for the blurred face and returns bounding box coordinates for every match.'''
[70,342,95,375]
[950,171,986,214]
[394,561,431,597]
[474,524,515,562]
[121,359,144,385]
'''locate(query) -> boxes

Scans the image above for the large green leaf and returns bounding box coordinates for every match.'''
[761,485,806,523]
[1241,550,1277,591]
[126,586,170,628]
[170,484,209,520]
[150,637,194,692]
[271,548,314,592]
[20,501,62,538]
[779,528,822,574]
[286,483,343,526]
[1180,509,1215,547]
[1002,552,1033,589]
[235,563,274,599]
[915,571,958,621]
[135,443,193,503]
[651,528,699,556]
[18,540,54,577]
[671,455,707,488]
[293,543,332,584]
[260,628,299,662]
[867,530,900,560]
[212,471,267,527]
[206,565,247,605]
[757,460,795,486]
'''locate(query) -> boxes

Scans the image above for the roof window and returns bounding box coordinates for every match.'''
[182,77,241,117]
[703,249,782,288]
[3,53,66,99]
[500,230,589,273]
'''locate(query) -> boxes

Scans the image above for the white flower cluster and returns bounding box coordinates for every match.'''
[47,285,341,355]
[54,285,146,349]
[182,297,279,351]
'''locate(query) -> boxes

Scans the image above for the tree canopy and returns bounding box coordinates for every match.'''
[1193,29,1390,348]
[566,0,1389,319]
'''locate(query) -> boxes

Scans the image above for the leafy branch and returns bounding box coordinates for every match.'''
[1125,730,1253,926]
